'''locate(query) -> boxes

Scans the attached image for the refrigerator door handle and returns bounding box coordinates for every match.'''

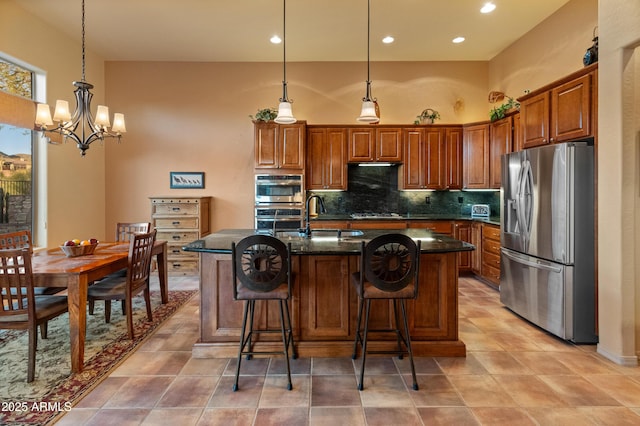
[501,248,563,273]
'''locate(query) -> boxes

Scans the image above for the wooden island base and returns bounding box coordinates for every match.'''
[194,250,466,358]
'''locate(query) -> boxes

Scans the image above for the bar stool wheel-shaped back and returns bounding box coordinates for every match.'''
[351,233,421,391]
[232,235,297,391]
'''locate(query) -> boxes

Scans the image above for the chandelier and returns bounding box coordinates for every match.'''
[357,0,379,123]
[34,0,126,156]
[274,0,296,124]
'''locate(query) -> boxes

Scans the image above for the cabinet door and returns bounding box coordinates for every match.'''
[402,128,424,189]
[521,92,550,149]
[551,74,592,142]
[463,123,490,189]
[376,128,402,162]
[306,128,326,189]
[471,222,482,274]
[455,221,472,271]
[424,129,445,189]
[279,124,305,169]
[254,122,279,168]
[489,116,513,189]
[325,128,348,189]
[445,127,463,190]
[348,128,374,162]
[407,220,453,236]
[300,255,353,339]
[512,112,522,152]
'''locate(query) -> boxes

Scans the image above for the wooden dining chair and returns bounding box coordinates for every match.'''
[87,230,157,339]
[115,222,151,242]
[0,248,69,382]
[88,222,152,318]
[0,230,63,296]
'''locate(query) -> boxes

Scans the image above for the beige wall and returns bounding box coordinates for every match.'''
[597,0,640,364]
[489,0,598,100]
[103,60,488,233]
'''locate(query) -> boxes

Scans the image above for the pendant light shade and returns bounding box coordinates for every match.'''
[274,0,296,124]
[357,0,379,123]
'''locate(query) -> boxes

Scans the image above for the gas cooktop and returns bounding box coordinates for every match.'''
[350,213,403,219]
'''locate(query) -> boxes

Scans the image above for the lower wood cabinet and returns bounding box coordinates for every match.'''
[455,221,472,272]
[480,223,501,288]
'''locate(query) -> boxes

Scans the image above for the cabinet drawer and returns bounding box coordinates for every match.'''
[482,251,501,269]
[481,263,500,286]
[408,221,453,235]
[153,203,199,216]
[482,239,501,256]
[168,259,199,274]
[167,245,199,259]
[482,225,500,240]
[156,231,200,243]
[155,217,199,229]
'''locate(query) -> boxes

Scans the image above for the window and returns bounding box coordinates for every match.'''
[0,57,34,238]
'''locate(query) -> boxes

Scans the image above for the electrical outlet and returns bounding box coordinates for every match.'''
[458,196,464,204]
[425,196,430,204]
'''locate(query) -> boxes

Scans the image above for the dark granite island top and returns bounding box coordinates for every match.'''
[182,228,474,256]
[187,228,472,359]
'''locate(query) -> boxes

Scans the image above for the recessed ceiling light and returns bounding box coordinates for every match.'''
[480,2,496,14]
[270,35,282,44]
[452,36,465,44]
[382,36,394,44]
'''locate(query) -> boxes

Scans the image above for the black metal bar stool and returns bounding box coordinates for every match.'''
[231,234,296,391]
[351,233,421,391]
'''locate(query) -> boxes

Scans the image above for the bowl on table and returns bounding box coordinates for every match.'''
[60,242,99,257]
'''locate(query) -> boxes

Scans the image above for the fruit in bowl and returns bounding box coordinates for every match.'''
[60,238,99,257]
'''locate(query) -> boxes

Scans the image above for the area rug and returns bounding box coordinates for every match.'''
[0,290,196,425]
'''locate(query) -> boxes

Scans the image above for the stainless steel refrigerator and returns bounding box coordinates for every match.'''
[500,141,597,343]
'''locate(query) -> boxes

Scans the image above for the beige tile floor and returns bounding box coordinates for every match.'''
[55,275,640,425]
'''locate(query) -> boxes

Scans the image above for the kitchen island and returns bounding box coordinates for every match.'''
[183,228,474,358]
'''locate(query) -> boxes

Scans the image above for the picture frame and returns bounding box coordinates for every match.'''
[170,172,205,189]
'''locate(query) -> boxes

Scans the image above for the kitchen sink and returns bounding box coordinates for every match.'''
[277,229,364,239]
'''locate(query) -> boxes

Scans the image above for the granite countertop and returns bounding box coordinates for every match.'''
[312,213,501,226]
[183,228,475,255]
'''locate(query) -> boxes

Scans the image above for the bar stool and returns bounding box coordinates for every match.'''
[351,233,421,391]
[231,234,296,391]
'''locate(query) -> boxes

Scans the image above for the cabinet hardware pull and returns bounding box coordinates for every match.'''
[172,207,181,211]
[172,221,180,225]
[172,236,181,240]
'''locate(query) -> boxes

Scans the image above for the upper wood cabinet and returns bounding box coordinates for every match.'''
[254,121,305,170]
[445,127,463,190]
[520,65,595,149]
[489,115,513,189]
[306,127,348,190]
[401,126,462,190]
[348,127,402,163]
[462,123,490,189]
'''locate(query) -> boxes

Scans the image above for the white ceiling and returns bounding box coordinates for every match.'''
[11,0,571,62]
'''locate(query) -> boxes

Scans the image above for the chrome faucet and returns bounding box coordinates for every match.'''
[303,195,327,237]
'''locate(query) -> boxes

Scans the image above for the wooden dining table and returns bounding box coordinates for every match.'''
[30,240,168,373]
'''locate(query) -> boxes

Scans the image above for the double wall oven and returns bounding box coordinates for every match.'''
[255,174,304,233]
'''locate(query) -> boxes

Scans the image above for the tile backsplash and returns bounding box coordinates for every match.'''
[308,164,500,217]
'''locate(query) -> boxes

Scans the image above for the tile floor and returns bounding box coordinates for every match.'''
[55,275,640,425]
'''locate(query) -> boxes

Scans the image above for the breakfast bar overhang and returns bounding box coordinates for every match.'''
[183,229,474,358]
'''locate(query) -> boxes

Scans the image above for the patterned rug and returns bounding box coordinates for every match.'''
[0,290,196,425]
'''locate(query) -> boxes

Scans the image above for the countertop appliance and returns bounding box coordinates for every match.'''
[471,204,490,218]
[500,141,597,343]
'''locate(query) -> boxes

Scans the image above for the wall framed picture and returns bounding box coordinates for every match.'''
[170,172,205,189]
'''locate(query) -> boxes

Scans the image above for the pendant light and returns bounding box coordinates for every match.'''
[357,0,379,123]
[274,0,296,124]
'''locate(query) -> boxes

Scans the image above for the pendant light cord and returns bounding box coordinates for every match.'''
[81,0,86,82]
